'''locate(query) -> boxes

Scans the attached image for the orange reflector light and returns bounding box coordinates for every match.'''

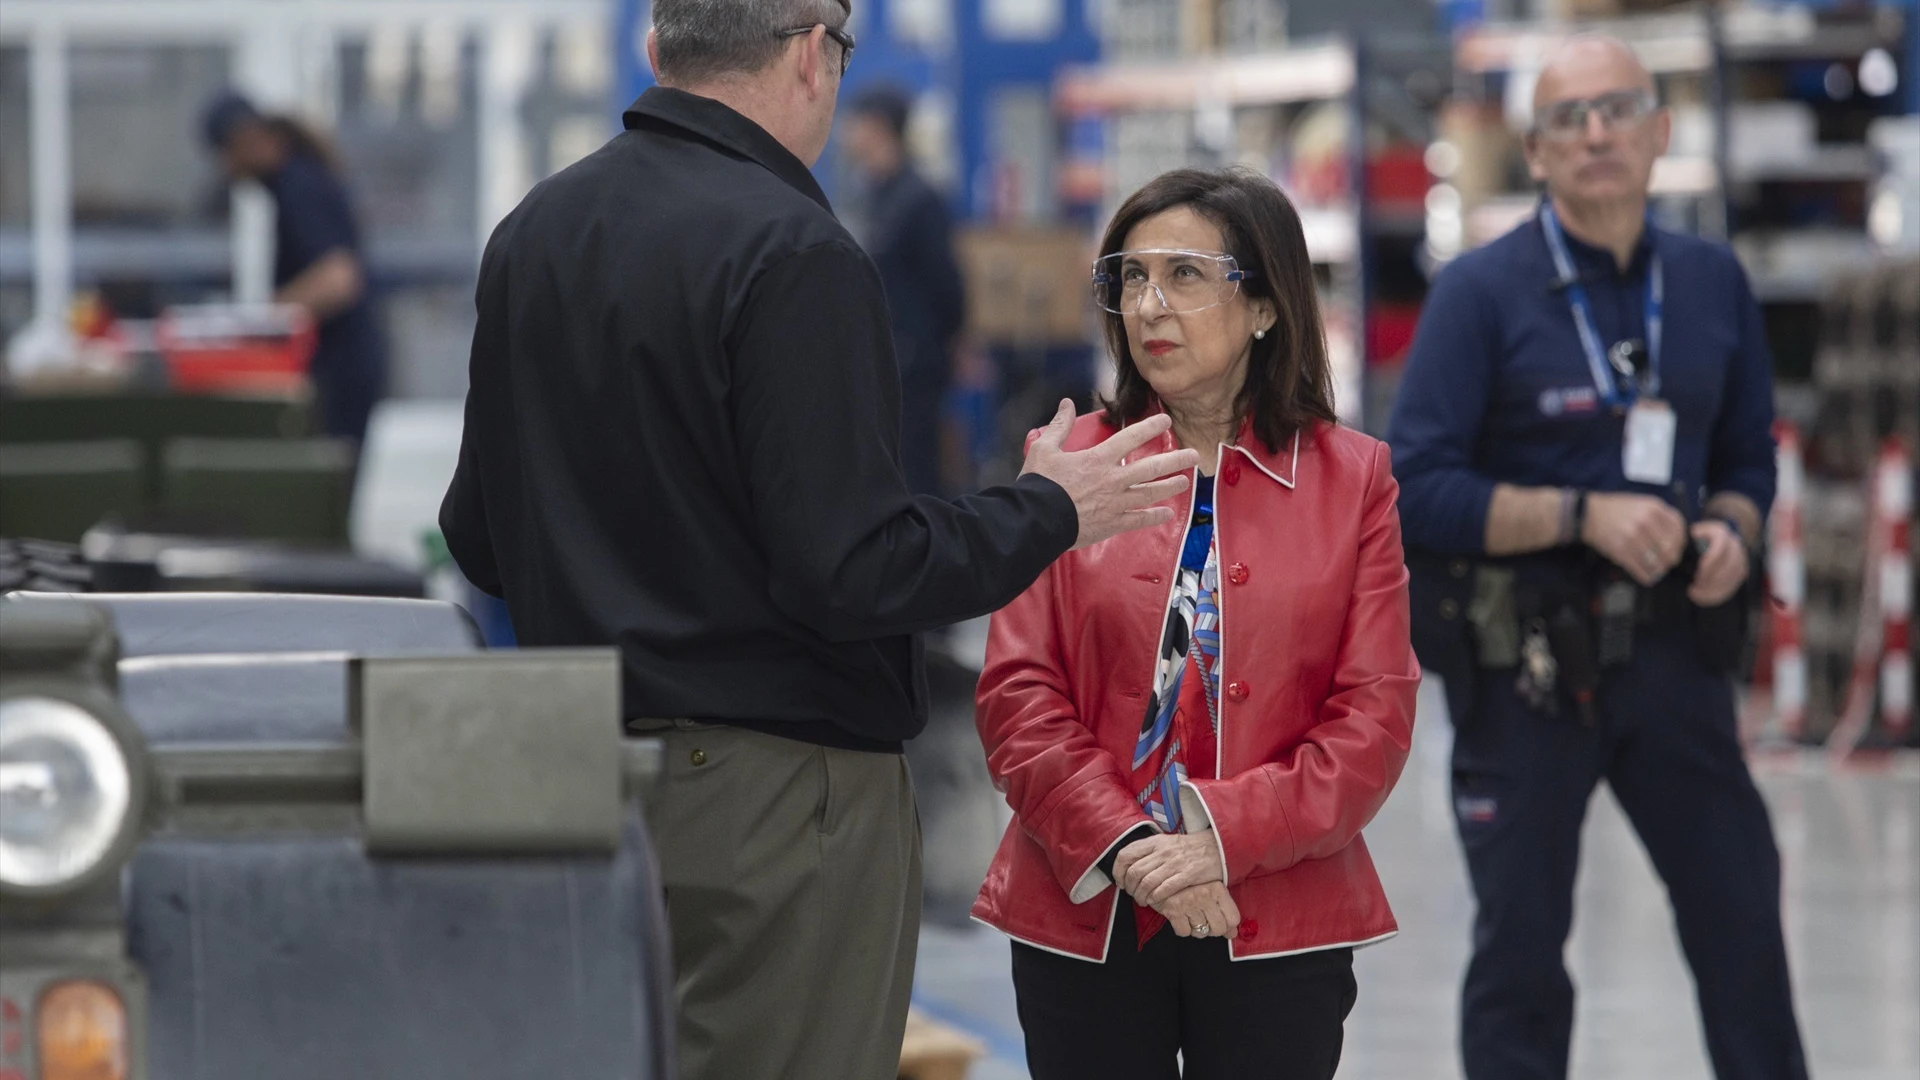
[35,981,126,1080]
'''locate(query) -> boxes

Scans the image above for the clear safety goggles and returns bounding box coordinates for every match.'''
[1091,249,1254,316]
[1534,89,1657,142]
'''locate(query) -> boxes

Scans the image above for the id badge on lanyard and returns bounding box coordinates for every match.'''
[1623,398,1675,485]
[1540,204,1671,486]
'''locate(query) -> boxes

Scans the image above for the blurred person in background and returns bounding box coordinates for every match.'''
[973,168,1419,1080]
[842,83,967,496]
[1387,34,1806,1080]
[436,0,1199,1076]
[202,91,388,444]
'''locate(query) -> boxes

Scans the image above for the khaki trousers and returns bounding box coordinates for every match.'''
[636,719,921,1080]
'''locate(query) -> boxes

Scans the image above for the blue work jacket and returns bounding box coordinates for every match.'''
[1387,212,1777,556]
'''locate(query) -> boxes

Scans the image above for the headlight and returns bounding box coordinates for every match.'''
[0,695,135,895]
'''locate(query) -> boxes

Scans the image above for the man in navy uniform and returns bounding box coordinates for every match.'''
[842,84,967,496]
[1387,34,1808,1080]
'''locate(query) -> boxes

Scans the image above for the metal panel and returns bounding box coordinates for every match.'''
[351,650,624,854]
[70,593,481,656]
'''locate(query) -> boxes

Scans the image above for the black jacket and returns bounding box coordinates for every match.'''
[440,87,1077,751]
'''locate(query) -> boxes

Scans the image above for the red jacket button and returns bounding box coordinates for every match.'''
[1226,681,1249,702]
[1227,562,1249,585]
[1237,919,1259,940]
[1222,463,1242,485]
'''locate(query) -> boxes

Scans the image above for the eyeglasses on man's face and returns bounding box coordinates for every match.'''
[1535,89,1657,142]
[775,24,856,77]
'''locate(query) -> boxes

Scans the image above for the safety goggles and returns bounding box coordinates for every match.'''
[1534,89,1657,142]
[1091,249,1255,316]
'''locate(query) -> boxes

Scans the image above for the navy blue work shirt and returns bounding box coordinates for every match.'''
[1386,213,1777,556]
[263,151,388,442]
[857,165,966,378]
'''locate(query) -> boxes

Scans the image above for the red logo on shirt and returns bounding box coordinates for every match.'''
[1539,386,1600,417]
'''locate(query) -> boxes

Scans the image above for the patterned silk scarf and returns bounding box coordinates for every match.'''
[1127,474,1223,947]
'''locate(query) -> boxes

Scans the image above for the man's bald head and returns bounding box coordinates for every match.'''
[1523,31,1668,216]
[1533,33,1655,119]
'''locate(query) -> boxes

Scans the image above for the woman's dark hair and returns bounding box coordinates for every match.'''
[266,116,344,176]
[1097,167,1337,454]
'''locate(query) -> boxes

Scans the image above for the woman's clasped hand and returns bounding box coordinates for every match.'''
[1112,832,1239,938]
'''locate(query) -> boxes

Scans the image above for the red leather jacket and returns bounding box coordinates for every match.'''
[972,412,1419,961]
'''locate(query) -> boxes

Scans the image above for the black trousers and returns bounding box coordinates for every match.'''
[1451,623,1808,1080]
[1010,896,1356,1080]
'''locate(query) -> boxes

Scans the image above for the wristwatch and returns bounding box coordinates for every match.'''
[1566,488,1590,546]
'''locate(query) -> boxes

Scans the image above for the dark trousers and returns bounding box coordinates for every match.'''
[1451,624,1808,1080]
[1011,896,1356,1080]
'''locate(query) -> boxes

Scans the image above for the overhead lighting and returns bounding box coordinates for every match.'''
[1869,189,1904,249]
[1859,49,1899,99]
[1824,63,1855,101]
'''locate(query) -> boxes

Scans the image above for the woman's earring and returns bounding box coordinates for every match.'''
[1254,329,1267,340]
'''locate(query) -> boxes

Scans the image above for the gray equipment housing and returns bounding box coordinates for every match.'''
[10,592,676,1080]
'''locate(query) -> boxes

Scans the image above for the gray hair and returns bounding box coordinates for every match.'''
[653,0,849,84]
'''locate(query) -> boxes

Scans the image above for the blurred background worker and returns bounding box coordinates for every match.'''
[1388,35,1808,1080]
[202,90,389,444]
[842,83,966,496]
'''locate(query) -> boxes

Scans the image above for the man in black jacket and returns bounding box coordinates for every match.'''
[438,0,1194,1075]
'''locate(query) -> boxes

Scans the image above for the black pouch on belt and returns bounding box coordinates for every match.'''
[1407,549,1479,723]
[1545,604,1602,726]
[1507,559,1600,724]
[1594,572,1637,669]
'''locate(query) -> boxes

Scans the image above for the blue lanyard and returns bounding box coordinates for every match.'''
[1539,203,1662,407]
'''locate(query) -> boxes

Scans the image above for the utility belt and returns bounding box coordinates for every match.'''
[1408,546,1751,726]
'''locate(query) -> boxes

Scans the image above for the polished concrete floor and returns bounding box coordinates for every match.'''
[909,640,1920,1080]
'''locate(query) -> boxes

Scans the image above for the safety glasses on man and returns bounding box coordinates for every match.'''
[1092,249,1256,316]
[1534,89,1657,142]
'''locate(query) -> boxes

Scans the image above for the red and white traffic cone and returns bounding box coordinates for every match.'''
[1875,438,1913,742]
[1767,422,1808,744]
[1832,437,1915,756]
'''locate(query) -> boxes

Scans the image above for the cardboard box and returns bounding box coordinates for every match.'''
[957,226,1100,346]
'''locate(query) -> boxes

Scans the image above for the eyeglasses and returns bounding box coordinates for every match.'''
[1091,249,1255,316]
[1534,89,1657,142]
[775,24,856,77]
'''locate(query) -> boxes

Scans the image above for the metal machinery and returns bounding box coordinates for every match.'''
[0,593,672,1080]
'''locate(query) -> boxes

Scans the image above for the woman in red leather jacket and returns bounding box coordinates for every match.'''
[972,168,1420,1080]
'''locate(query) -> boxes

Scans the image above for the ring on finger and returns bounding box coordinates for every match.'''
[1191,922,1209,937]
